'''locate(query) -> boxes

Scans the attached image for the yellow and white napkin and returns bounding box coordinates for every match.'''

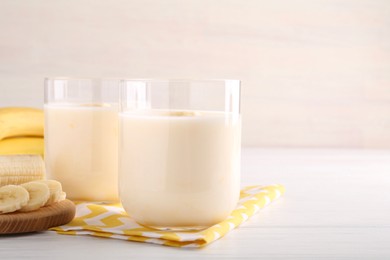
[51,184,285,248]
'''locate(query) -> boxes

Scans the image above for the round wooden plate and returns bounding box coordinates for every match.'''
[0,199,75,234]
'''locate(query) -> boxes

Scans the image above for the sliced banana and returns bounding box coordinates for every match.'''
[0,155,45,187]
[59,191,66,201]
[19,182,50,212]
[36,180,65,206]
[0,185,30,214]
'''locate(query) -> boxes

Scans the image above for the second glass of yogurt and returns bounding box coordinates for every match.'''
[119,79,241,230]
[44,78,119,201]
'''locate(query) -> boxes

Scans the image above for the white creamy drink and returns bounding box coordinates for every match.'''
[119,110,241,229]
[45,104,118,201]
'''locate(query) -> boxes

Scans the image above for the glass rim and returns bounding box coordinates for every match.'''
[121,78,240,84]
[45,77,122,81]
[45,78,240,82]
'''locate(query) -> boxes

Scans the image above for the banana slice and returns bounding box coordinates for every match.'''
[36,180,65,206]
[19,182,50,212]
[0,185,30,214]
[59,191,66,201]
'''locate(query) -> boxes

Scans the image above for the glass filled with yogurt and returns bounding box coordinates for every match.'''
[119,79,241,230]
[44,78,119,201]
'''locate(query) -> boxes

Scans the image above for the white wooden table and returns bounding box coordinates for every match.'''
[1,148,390,259]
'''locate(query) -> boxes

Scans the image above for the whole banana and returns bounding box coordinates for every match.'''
[0,107,44,141]
[0,137,44,157]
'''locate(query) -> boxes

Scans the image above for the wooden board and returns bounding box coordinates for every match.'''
[0,199,75,234]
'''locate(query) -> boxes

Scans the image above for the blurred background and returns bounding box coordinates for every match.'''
[0,0,389,148]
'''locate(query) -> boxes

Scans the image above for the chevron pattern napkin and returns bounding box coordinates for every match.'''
[51,184,285,247]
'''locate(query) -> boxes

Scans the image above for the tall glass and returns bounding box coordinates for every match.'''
[119,79,241,230]
[44,78,119,201]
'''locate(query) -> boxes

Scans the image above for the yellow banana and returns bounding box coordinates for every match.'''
[0,107,44,141]
[0,137,44,157]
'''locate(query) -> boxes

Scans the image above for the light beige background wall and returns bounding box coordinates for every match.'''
[0,0,389,148]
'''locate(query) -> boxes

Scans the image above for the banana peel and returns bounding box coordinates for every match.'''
[0,107,44,157]
[0,137,44,157]
[0,107,44,141]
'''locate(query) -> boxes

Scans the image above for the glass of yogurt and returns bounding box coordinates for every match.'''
[119,79,241,230]
[44,78,119,201]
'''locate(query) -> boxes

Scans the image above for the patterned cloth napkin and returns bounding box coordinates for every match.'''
[51,184,285,248]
